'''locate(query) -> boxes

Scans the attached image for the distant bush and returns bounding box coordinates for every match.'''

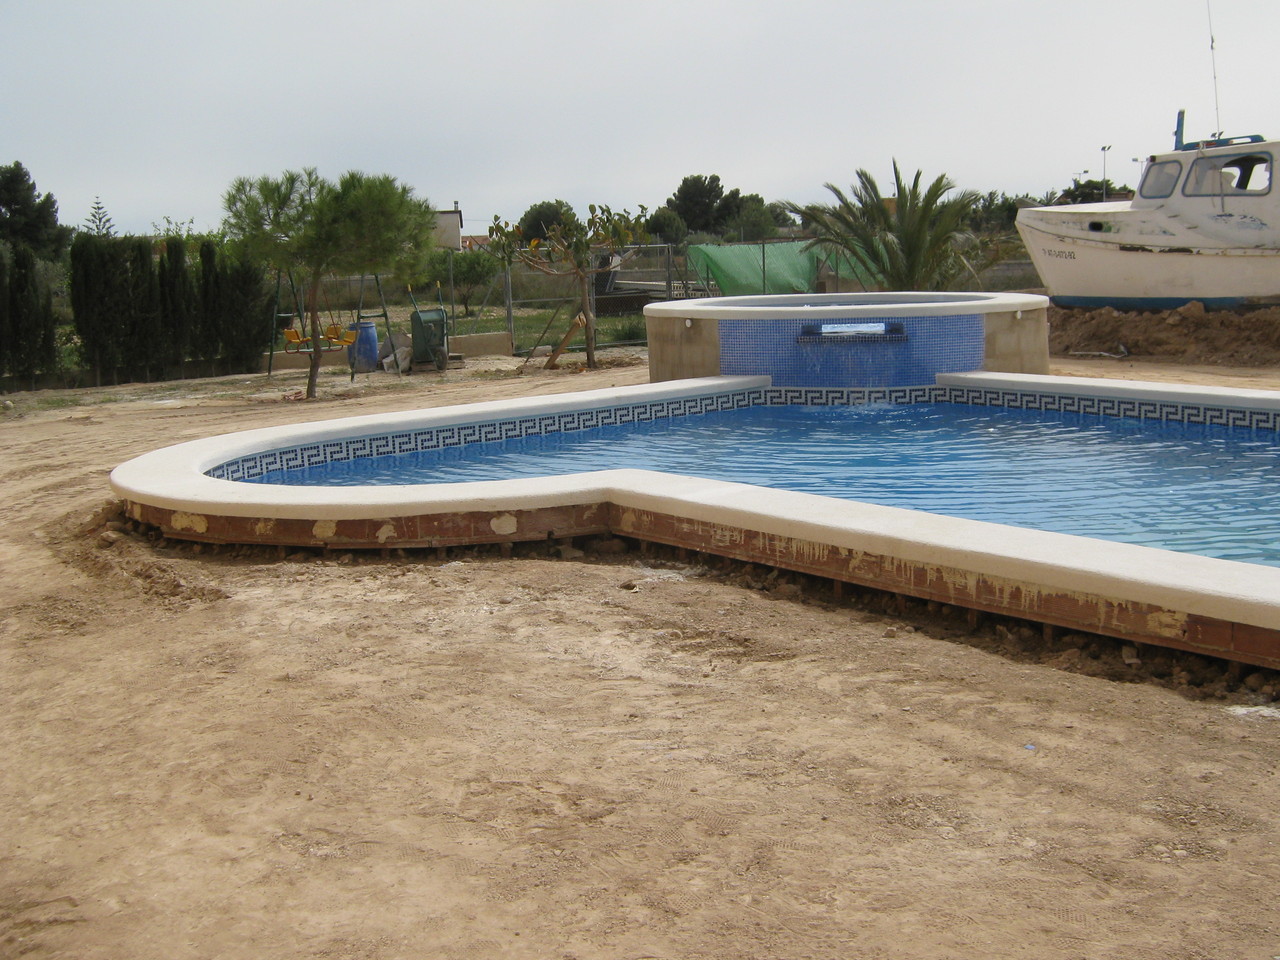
[517,199,575,242]
[645,207,687,245]
[420,248,501,316]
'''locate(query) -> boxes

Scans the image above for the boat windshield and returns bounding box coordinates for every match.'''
[1183,153,1272,196]
[1139,160,1182,198]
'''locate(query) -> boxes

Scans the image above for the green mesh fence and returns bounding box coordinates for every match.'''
[686,241,872,296]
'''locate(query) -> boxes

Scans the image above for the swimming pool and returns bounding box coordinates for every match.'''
[110,372,1280,669]
[242,402,1280,568]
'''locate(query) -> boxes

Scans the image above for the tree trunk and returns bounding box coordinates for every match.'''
[580,274,597,369]
[306,274,323,399]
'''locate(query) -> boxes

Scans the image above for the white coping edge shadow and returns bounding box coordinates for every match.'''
[109,372,1280,631]
[644,291,1049,320]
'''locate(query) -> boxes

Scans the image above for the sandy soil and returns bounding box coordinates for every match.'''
[3,353,1280,960]
[1050,302,1280,369]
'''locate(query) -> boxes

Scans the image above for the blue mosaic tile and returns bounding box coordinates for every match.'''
[719,314,984,388]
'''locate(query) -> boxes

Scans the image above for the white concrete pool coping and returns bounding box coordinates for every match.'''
[643,291,1049,320]
[109,372,1280,636]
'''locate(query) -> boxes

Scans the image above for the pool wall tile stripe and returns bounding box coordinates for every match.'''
[208,382,1280,482]
[209,387,768,481]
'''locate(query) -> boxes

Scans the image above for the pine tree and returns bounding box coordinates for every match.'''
[0,162,72,261]
[223,168,435,398]
[84,197,115,236]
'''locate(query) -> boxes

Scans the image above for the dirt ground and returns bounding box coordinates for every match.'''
[1049,301,1280,368]
[3,347,1280,960]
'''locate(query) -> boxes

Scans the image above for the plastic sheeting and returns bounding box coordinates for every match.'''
[686,241,870,296]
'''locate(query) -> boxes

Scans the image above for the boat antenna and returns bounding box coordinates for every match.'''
[1207,0,1223,137]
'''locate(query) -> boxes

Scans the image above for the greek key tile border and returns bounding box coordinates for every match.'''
[761,386,947,406]
[759,385,1279,427]
[209,387,768,481]
[943,386,1280,430]
[210,383,1279,482]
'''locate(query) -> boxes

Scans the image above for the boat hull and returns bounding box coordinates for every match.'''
[1018,219,1280,311]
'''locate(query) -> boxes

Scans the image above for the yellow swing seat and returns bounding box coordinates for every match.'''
[323,324,358,349]
[282,328,312,353]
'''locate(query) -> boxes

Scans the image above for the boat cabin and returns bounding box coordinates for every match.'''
[1139,148,1272,201]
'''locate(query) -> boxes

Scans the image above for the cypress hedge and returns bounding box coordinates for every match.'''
[66,234,271,385]
[6,244,51,385]
[0,250,9,378]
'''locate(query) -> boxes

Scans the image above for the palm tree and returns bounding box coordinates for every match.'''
[786,163,987,291]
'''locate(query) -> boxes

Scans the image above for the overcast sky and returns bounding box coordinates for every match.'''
[6,0,1280,237]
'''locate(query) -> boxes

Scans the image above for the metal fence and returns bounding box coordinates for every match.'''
[450,244,719,353]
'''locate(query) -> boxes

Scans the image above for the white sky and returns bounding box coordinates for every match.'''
[6,0,1279,237]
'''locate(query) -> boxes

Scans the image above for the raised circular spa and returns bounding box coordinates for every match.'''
[643,291,1050,386]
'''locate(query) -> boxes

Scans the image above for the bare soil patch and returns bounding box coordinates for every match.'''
[1050,301,1280,368]
[3,351,1280,959]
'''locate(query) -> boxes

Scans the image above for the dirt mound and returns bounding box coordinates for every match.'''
[1049,302,1280,366]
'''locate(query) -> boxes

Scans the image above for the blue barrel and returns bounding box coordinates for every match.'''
[348,320,379,373]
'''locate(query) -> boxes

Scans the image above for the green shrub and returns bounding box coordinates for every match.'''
[603,315,646,344]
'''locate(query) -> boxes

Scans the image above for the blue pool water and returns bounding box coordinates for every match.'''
[249,404,1280,566]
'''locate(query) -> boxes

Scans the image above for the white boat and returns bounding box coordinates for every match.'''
[1016,112,1280,310]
